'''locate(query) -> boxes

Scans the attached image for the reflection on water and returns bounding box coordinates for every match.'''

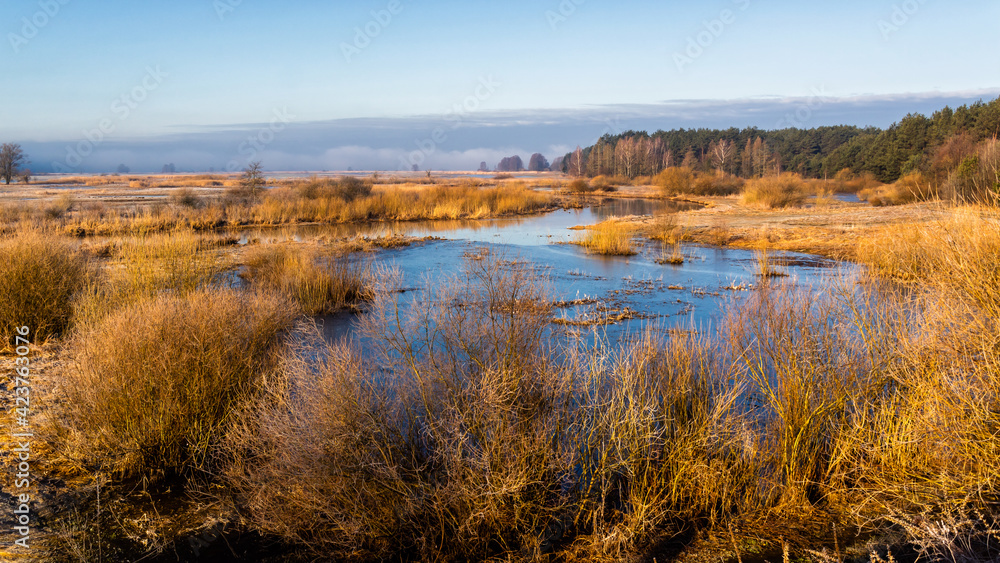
[250,198,854,345]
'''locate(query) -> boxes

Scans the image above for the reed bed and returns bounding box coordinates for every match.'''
[575,219,638,255]
[0,180,553,236]
[242,244,372,314]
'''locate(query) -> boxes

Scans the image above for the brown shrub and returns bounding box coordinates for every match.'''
[0,231,88,343]
[741,173,808,208]
[59,289,297,480]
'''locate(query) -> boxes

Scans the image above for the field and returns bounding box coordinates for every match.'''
[3,172,1000,562]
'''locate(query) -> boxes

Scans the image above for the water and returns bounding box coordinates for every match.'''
[300,199,854,345]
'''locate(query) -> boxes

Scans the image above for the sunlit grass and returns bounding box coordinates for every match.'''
[574,219,638,255]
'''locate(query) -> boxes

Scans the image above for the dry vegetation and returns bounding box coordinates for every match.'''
[0,175,554,236]
[243,244,372,314]
[573,219,638,255]
[7,173,1000,561]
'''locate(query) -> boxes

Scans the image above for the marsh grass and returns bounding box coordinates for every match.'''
[754,248,788,278]
[57,289,297,480]
[575,220,638,255]
[73,231,229,327]
[0,230,88,343]
[242,244,372,314]
[1,181,552,236]
[657,242,685,265]
[225,254,897,561]
[31,202,1000,561]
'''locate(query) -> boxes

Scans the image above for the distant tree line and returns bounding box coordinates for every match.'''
[494,153,551,173]
[559,97,1000,183]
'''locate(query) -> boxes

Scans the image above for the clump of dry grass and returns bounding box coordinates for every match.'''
[754,243,788,278]
[648,212,681,244]
[657,243,685,265]
[741,173,809,209]
[45,193,75,219]
[575,219,638,255]
[57,289,297,480]
[0,230,89,343]
[242,244,372,314]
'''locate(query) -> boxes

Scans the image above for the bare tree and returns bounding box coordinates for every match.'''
[569,146,584,177]
[20,169,31,184]
[711,139,735,174]
[0,143,27,185]
[240,160,266,201]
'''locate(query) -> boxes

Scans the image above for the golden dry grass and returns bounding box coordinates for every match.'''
[574,219,638,255]
[19,183,1000,561]
[0,180,554,236]
[56,289,297,480]
[0,230,89,343]
[242,244,371,314]
[72,231,230,327]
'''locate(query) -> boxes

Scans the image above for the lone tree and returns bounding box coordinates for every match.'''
[0,143,27,185]
[239,160,266,201]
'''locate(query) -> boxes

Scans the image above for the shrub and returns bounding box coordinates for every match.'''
[59,289,297,480]
[655,167,694,195]
[0,231,88,343]
[567,178,595,193]
[741,173,808,208]
[861,172,933,206]
[831,169,882,194]
[589,175,620,192]
[295,176,373,202]
[690,170,744,196]
[44,193,75,219]
[170,187,202,208]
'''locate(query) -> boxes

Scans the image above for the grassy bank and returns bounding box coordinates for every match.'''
[0,177,554,236]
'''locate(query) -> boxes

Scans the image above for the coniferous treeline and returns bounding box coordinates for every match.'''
[559,97,1000,183]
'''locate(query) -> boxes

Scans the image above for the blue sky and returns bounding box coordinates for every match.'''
[2,0,998,172]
